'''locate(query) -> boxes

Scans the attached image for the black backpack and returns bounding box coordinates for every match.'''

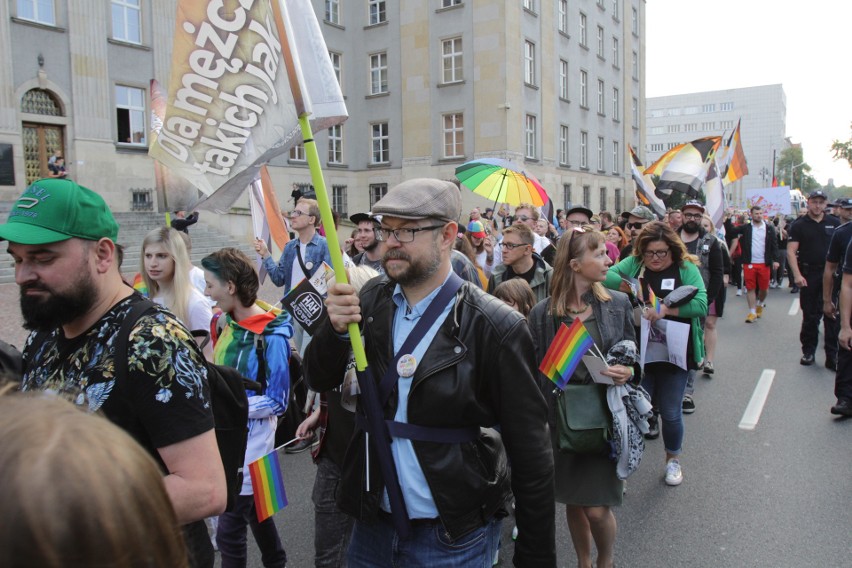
[114,299,259,513]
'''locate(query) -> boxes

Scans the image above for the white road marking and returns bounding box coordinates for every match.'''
[739,369,776,431]
[788,299,799,316]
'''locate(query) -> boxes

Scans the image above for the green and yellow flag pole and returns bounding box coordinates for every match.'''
[272,1,367,371]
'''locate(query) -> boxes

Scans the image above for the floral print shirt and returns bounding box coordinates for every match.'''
[22,294,214,460]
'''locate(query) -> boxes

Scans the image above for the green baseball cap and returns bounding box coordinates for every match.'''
[0,178,119,244]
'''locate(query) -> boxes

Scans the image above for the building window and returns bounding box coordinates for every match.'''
[612,141,620,173]
[369,183,388,207]
[332,184,348,217]
[442,0,462,6]
[612,36,619,67]
[21,88,62,116]
[525,114,537,159]
[612,0,620,20]
[17,0,55,25]
[580,70,588,107]
[684,106,700,115]
[632,51,638,80]
[329,51,342,86]
[524,41,536,86]
[685,123,698,132]
[612,87,620,120]
[443,113,464,158]
[371,122,389,164]
[559,125,569,166]
[632,97,639,127]
[563,183,572,209]
[600,187,607,212]
[523,0,535,12]
[720,101,734,111]
[597,26,604,58]
[326,0,340,24]
[701,121,715,130]
[667,124,680,133]
[579,12,587,46]
[583,185,591,208]
[290,144,306,161]
[667,107,682,116]
[115,85,146,145]
[370,52,388,95]
[442,38,463,84]
[649,143,664,152]
[720,119,734,129]
[649,126,666,135]
[597,79,605,115]
[112,0,141,44]
[597,136,605,171]
[632,6,638,35]
[667,142,679,150]
[559,59,569,100]
[328,124,343,164]
[369,0,386,25]
[702,103,716,113]
[580,131,588,169]
[558,0,568,34]
[614,187,623,213]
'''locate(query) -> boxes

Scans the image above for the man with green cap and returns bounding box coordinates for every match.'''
[1,178,226,567]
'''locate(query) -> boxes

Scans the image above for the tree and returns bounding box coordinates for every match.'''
[775,146,819,192]
[831,123,852,168]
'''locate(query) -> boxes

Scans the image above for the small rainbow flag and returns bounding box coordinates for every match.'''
[249,451,288,523]
[539,318,595,390]
[648,288,661,314]
[132,273,148,296]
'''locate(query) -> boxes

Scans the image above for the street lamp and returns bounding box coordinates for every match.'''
[791,161,805,190]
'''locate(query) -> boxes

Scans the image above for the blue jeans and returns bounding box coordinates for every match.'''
[347,513,502,568]
[642,363,689,455]
[313,457,354,567]
[217,494,287,568]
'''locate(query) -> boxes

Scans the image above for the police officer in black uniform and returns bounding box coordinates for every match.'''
[787,191,841,367]
[823,197,852,413]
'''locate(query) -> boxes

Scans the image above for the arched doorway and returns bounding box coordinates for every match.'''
[21,89,65,184]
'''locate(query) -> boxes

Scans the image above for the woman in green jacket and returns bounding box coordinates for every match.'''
[603,221,707,487]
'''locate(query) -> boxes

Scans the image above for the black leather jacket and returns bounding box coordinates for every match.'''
[305,276,556,567]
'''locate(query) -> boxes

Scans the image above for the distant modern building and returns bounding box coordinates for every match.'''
[645,84,787,207]
[0,0,647,236]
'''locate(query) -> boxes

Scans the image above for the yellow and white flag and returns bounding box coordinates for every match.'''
[149,0,347,212]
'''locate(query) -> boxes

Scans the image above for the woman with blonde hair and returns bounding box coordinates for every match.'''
[0,389,188,568]
[528,227,636,568]
[141,227,213,357]
[604,221,707,486]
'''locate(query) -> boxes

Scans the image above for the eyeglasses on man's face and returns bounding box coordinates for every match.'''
[626,221,648,230]
[643,249,670,260]
[682,213,703,220]
[375,224,445,243]
[288,210,310,218]
[500,241,530,250]
[514,215,532,222]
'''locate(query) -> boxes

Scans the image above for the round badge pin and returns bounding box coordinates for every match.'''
[305,261,314,270]
[397,354,417,378]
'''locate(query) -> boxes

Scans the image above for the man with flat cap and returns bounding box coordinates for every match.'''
[304,178,556,567]
[1,178,226,567]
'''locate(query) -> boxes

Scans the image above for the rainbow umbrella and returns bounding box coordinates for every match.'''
[455,158,548,207]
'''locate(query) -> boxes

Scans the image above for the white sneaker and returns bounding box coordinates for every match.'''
[736,288,743,296]
[665,459,683,486]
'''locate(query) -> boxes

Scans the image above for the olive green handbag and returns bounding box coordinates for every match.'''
[556,383,611,454]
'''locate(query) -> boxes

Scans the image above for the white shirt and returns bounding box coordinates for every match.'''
[289,241,309,289]
[533,233,549,254]
[751,222,766,264]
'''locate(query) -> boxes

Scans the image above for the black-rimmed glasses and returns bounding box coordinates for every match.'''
[375,225,445,243]
[682,213,703,220]
[500,242,530,250]
[643,249,670,259]
[626,221,648,230]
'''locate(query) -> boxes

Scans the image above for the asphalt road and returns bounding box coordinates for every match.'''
[231,286,851,568]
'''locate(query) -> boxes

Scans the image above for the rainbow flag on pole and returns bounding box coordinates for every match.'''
[648,288,662,314]
[539,318,596,390]
[249,451,288,523]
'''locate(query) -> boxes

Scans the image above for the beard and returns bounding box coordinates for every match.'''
[682,220,700,234]
[20,270,98,332]
[362,238,379,253]
[382,247,441,288]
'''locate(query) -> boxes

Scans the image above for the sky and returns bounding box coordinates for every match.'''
[645,0,852,188]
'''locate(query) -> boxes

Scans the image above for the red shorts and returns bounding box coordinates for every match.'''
[743,263,771,291]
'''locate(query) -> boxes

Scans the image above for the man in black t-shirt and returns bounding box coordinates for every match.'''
[834,237,852,416]
[0,179,225,568]
[824,198,852,414]
[787,191,841,367]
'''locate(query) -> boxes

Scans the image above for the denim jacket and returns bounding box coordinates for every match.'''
[262,232,332,296]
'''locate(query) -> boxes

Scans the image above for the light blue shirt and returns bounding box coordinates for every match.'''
[380,271,455,519]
